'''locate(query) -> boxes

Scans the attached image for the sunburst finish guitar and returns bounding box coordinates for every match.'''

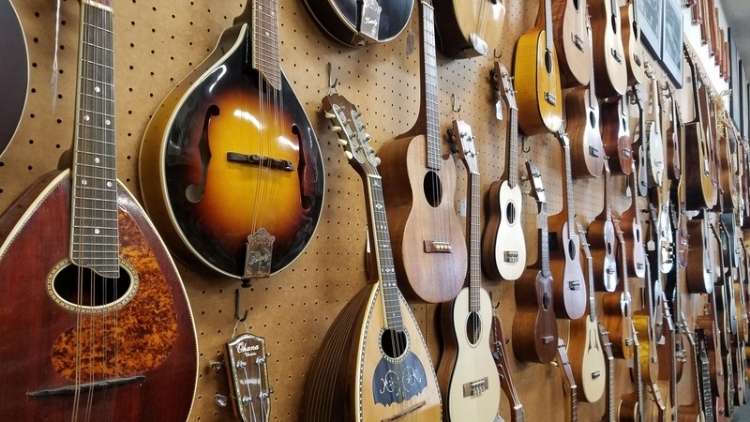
[305,93,441,422]
[550,0,592,87]
[0,2,198,419]
[591,0,628,97]
[438,121,500,421]
[434,0,505,58]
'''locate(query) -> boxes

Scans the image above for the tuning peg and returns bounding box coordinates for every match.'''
[208,360,224,373]
[364,133,372,142]
[337,138,348,147]
[345,151,353,160]
[375,157,382,166]
[331,125,342,132]
[324,112,335,119]
[214,394,228,408]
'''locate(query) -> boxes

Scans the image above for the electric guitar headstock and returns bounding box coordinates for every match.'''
[322,93,380,176]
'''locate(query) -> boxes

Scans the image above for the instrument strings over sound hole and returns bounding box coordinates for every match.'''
[545,50,553,74]
[568,239,577,260]
[466,312,482,345]
[381,329,408,359]
[589,111,597,127]
[423,171,443,208]
[53,264,132,308]
[542,292,551,310]
[506,202,516,224]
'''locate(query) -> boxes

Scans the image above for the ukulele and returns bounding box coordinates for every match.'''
[619,162,647,280]
[600,95,633,176]
[492,312,526,422]
[140,0,325,280]
[483,63,527,281]
[302,0,413,46]
[566,27,605,179]
[513,161,558,364]
[0,1,199,419]
[588,161,618,292]
[304,93,442,421]
[549,132,588,320]
[686,215,715,294]
[550,0,592,87]
[644,73,665,188]
[438,121,501,421]
[600,218,634,360]
[676,320,707,422]
[631,84,649,196]
[663,86,682,182]
[620,0,647,86]
[599,326,616,422]
[378,0,467,304]
[434,0,505,58]
[618,324,646,422]
[556,338,579,422]
[590,0,628,97]
[567,224,607,403]
[514,0,564,136]
[0,0,27,157]
[716,116,738,211]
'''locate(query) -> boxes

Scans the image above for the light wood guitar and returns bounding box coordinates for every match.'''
[567,224,607,403]
[550,0,592,87]
[514,0,564,135]
[378,0,467,303]
[304,94,442,421]
[434,0,505,58]
[483,63,526,281]
[591,0,628,97]
[438,121,501,421]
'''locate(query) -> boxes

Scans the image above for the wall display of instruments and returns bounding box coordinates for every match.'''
[4,0,750,421]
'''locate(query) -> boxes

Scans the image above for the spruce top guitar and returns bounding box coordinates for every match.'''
[514,0,564,136]
[378,0,467,304]
[304,93,442,421]
[588,162,618,292]
[550,0,592,88]
[0,1,199,419]
[483,63,526,281]
[591,0,628,97]
[0,0,27,157]
[438,121,501,421]
[434,0,506,58]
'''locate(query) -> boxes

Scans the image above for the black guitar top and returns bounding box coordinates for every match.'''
[0,0,27,157]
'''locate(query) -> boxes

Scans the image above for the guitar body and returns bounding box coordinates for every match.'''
[438,287,500,420]
[568,317,607,402]
[620,2,647,85]
[588,218,618,292]
[566,87,605,178]
[551,0,592,87]
[591,0,627,97]
[482,180,526,281]
[600,291,633,360]
[434,0,505,58]
[0,171,197,421]
[140,22,325,278]
[514,28,564,136]
[716,128,736,209]
[302,0,414,46]
[378,135,467,303]
[601,98,633,176]
[513,270,558,363]
[618,393,641,422]
[685,220,713,294]
[549,220,587,320]
[304,284,442,421]
[0,0,27,157]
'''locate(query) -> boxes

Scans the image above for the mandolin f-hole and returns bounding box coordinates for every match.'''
[423,171,443,208]
[292,124,313,210]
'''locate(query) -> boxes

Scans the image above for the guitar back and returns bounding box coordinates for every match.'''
[0,171,197,421]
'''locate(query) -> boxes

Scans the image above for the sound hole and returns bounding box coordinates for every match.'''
[466,312,482,345]
[635,228,641,243]
[506,202,516,224]
[542,292,551,310]
[423,171,443,208]
[611,15,619,34]
[380,329,408,360]
[589,110,597,128]
[568,239,577,260]
[572,0,580,9]
[606,242,613,255]
[545,50,553,74]
[53,264,132,308]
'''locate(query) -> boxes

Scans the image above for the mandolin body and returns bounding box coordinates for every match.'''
[378,135,467,303]
[567,317,606,402]
[302,0,414,46]
[438,287,500,421]
[482,180,526,281]
[513,270,558,363]
[0,171,197,421]
[566,86,605,178]
[304,284,442,421]
[139,22,325,279]
[434,0,505,58]
[551,0,592,87]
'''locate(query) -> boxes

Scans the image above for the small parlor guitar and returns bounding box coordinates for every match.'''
[378,0,467,304]
[513,161,558,364]
[514,0,564,136]
[590,0,628,97]
[438,121,500,421]
[302,0,413,46]
[140,0,325,280]
[483,63,526,281]
[305,93,441,421]
[550,0,592,87]
[0,1,198,419]
[600,95,633,176]
[434,0,505,58]
[587,162,618,292]
[0,0,27,157]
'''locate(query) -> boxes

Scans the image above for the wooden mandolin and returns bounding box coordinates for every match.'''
[434,0,505,58]
[514,0,564,136]
[438,121,501,421]
[550,0,592,88]
[0,1,198,419]
[587,162,618,292]
[139,0,325,280]
[600,95,633,176]
[304,93,442,422]
[512,161,558,364]
[590,0,628,98]
[378,0,467,304]
[483,63,526,281]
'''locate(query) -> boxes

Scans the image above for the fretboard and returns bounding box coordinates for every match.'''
[561,138,577,232]
[539,207,551,277]
[604,343,615,422]
[71,0,119,279]
[366,175,403,330]
[253,0,281,90]
[468,172,481,313]
[544,0,553,52]
[634,343,646,422]
[420,1,441,171]
[507,109,520,187]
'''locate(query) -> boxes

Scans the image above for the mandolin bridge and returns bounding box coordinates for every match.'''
[463,377,489,397]
[424,240,452,253]
[27,375,145,397]
[572,33,584,51]
[544,92,557,106]
[227,152,294,171]
[504,251,519,263]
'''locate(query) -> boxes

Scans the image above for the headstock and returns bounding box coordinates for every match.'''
[450,120,478,174]
[526,161,546,208]
[224,333,272,422]
[322,94,380,174]
[493,62,517,111]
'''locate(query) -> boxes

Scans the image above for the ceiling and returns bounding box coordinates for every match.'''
[722,0,750,71]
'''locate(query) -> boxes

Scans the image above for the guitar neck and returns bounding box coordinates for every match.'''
[600,329,616,422]
[468,172,482,312]
[540,206,552,277]
[419,0,441,171]
[560,137,577,230]
[633,339,646,421]
[252,0,281,90]
[543,0,553,51]
[507,109,520,187]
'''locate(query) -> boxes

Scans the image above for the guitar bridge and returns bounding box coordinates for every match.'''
[610,48,623,64]
[544,92,557,106]
[503,251,519,263]
[463,377,489,397]
[424,240,452,253]
[572,33,584,51]
[588,146,601,158]
[227,152,294,172]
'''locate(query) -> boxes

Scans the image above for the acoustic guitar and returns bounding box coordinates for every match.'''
[378,0,467,304]
[620,0,647,86]
[686,216,715,294]
[513,161,558,364]
[0,0,27,157]
[302,0,413,46]
[587,162,618,292]
[567,224,607,403]
[438,121,501,421]
[434,0,505,58]
[305,93,442,421]
[600,218,634,360]
[0,1,198,419]
[483,63,526,281]
[550,0,592,87]
[139,0,325,280]
[514,0,564,136]
[600,95,633,176]
[549,132,587,320]
[590,0,628,97]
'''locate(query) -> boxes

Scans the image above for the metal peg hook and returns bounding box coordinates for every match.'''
[234,288,248,322]
[451,93,462,113]
[493,48,502,59]
[521,136,531,153]
[327,62,338,94]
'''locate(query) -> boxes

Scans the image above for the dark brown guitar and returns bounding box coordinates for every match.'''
[378,0,467,303]
[0,0,27,157]
[600,95,633,176]
[0,1,198,419]
[588,162,618,292]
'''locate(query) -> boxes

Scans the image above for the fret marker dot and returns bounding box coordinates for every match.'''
[105,119,111,126]
[84,115,90,121]
[106,181,113,188]
[94,157,101,164]
[94,86,101,93]
[94,228,100,235]
[81,179,88,185]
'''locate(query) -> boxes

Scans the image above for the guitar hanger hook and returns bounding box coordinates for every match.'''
[451,93,461,113]
[327,62,338,94]
[493,48,502,59]
[234,288,249,322]
[521,135,531,154]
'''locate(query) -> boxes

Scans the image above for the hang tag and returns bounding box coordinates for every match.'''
[360,0,382,42]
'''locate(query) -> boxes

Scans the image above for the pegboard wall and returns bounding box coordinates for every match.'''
[3,0,714,420]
